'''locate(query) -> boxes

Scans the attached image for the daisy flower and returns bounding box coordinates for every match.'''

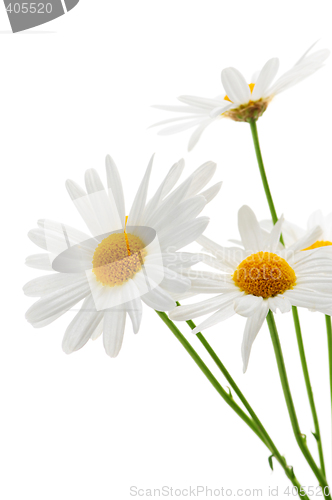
[24,155,221,357]
[152,42,329,151]
[169,206,332,372]
[261,209,332,251]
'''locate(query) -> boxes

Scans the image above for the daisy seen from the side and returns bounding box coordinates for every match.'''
[152,43,329,151]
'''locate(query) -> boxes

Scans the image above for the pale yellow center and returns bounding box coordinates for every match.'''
[92,232,146,286]
[232,251,296,298]
[224,83,255,103]
[302,240,332,251]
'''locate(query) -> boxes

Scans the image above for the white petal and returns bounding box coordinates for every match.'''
[126,298,142,334]
[141,285,176,311]
[241,301,269,373]
[144,176,192,228]
[143,159,185,218]
[23,272,85,297]
[268,295,292,314]
[91,319,104,340]
[65,179,103,237]
[284,288,332,313]
[85,168,105,193]
[199,181,223,204]
[268,49,330,96]
[159,268,191,294]
[25,253,53,271]
[84,168,122,233]
[127,155,154,226]
[151,115,205,129]
[28,228,70,255]
[209,102,235,118]
[103,308,126,357]
[267,215,284,252]
[37,219,92,249]
[188,120,213,151]
[288,225,323,253]
[152,196,206,233]
[295,41,319,65]
[105,155,126,226]
[188,278,236,294]
[161,251,203,269]
[252,58,279,100]
[178,95,224,109]
[221,67,251,104]
[25,276,90,326]
[158,217,209,252]
[185,161,217,199]
[62,295,103,354]
[170,291,240,321]
[238,205,263,252]
[234,294,264,317]
[158,117,208,135]
[191,299,237,334]
[307,209,324,230]
[197,236,245,269]
[152,104,206,113]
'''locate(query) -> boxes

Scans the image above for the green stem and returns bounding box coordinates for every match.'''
[249,119,284,244]
[249,117,328,483]
[292,307,326,476]
[179,309,309,497]
[267,310,331,499]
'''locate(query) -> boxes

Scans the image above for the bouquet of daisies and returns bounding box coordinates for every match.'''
[24,43,332,499]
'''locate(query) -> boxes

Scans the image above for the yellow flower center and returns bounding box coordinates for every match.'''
[224,83,255,103]
[92,232,146,286]
[302,240,332,251]
[232,251,296,298]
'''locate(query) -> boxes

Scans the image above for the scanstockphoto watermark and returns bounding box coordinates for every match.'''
[129,485,331,497]
[129,486,265,497]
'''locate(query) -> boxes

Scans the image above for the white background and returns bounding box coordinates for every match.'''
[1,1,332,499]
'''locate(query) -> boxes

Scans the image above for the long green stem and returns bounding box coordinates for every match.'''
[249,117,328,482]
[267,310,331,499]
[292,307,326,476]
[249,119,281,228]
[157,309,311,499]
[180,311,309,496]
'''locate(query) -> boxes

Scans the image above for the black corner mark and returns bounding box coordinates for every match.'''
[3,0,80,33]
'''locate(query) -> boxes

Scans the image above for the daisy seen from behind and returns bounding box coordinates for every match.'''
[152,43,330,151]
[169,205,332,372]
[24,155,222,357]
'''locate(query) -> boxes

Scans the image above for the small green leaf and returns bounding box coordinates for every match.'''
[300,433,307,444]
[226,386,233,399]
[287,466,295,479]
[268,454,274,471]
[311,431,319,442]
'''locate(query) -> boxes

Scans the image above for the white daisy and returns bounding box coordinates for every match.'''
[24,155,221,357]
[152,42,329,151]
[261,209,332,251]
[169,206,332,372]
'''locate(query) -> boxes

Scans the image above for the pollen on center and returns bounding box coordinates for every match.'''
[92,232,146,287]
[232,251,296,298]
